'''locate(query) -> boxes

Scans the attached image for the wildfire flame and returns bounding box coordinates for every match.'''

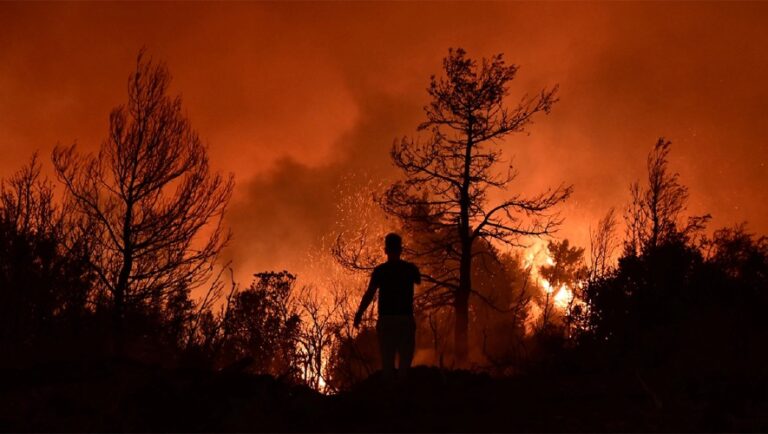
[522,239,581,332]
[541,279,574,309]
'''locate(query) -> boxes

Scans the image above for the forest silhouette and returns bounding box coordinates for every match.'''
[0,48,766,432]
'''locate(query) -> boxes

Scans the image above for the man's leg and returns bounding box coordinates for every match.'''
[396,316,416,380]
[377,318,396,381]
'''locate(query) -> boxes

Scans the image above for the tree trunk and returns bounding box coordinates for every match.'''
[113,201,134,356]
[113,284,125,356]
[454,244,472,366]
[455,124,474,367]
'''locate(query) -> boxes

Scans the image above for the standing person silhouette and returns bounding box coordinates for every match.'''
[354,233,421,381]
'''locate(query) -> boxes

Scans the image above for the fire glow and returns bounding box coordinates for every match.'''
[523,240,582,331]
[542,279,575,310]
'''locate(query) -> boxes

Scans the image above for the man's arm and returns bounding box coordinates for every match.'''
[354,274,378,328]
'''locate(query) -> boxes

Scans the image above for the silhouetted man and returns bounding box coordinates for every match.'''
[354,233,421,380]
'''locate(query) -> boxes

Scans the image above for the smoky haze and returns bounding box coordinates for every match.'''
[1,2,766,287]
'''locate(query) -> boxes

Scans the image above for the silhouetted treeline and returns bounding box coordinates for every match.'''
[572,140,768,378]
[0,156,96,366]
[574,218,768,376]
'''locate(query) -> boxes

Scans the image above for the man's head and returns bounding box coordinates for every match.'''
[384,232,402,260]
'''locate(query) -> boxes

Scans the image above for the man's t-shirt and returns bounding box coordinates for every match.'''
[371,259,421,316]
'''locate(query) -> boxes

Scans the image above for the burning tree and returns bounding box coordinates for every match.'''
[52,51,234,349]
[379,48,571,363]
[537,239,587,332]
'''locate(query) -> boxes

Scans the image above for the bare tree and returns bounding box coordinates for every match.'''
[588,208,618,280]
[378,48,571,363]
[1,154,57,236]
[183,264,235,352]
[625,138,709,256]
[294,285,342,391]
[52,51,234,347]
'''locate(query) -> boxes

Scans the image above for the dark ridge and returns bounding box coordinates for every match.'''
[2,360,767,432]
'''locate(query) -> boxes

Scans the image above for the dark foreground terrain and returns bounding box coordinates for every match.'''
[1,357,767,433]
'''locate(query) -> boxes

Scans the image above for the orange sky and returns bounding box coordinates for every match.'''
[1,2,766,284]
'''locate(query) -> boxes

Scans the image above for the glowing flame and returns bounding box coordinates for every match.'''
[554,284,574,309]
[317,354,329,392]
[521,239,583,332]
[541,278,574,309]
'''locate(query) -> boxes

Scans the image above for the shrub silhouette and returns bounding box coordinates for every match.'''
[219,271,302,380]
